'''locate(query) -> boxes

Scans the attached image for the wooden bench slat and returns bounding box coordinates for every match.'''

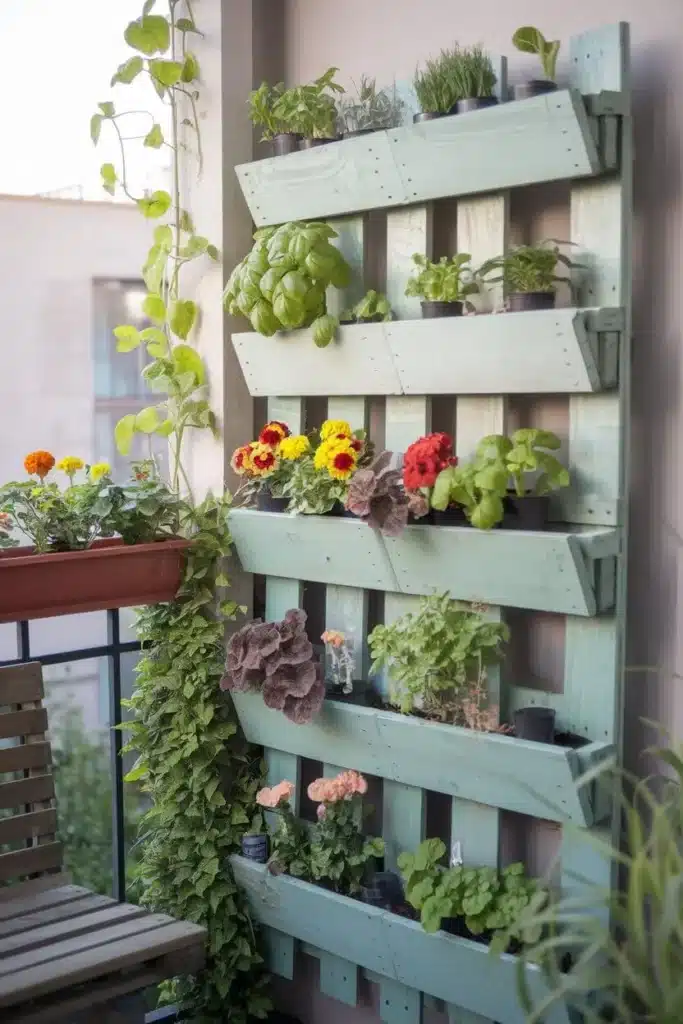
[7,968,160,1023]
[0,808,57,847]
[0,709,48,742]
[0,742,51,775]
[0,774,54,811]
[0,917,205,1007]
[0,902,148,957]
[0,842,63,883]
[0,892,112,940]
[0,665,44,706]
[0,884,85,918]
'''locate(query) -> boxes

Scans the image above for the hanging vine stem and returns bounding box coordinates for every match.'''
[91,3,269,1021]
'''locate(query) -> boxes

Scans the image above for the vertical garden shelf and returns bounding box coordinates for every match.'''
[227,23,631,1024]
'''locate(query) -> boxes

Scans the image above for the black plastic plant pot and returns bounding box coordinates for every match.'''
[514,706,556,745]
[421,300,463,319]
[507,291,556,313]
[514,80,559,101]
[327,502,357,519]
[272,133,301,156]
[343,128,375,139]
[455,96,499,113]
[502,494,550,531]
[413,110,452,123]
[441,917,463,936]
[241,833,269,863]
[432,505,468,527]
[257,491,288,513]
[299,137,338,149]
[360,871,404,909]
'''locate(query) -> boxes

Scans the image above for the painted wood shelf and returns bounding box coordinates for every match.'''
[231,857,571,1024]
[229,510,618,615]
[231,693,612,826]
[236,90,602,227]
[232,307,622,397]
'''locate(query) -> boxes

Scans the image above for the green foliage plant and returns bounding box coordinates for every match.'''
[92,4,269,1020]
[92,459,182,544]
[249,68,344,142]
[340,289,393,324]
[451,45,497,100]
[414,45,497,114]
[512,27,560,82]
[255,782,311,878]
[368,592,508,722]
[398,839,545,952]
[478,241,578,296]
[405,253,479,305]
[307,771,384,895]
[337,75,405,133]
[0,468,109,553]
[223,221,351,347]
[281,454,349,514]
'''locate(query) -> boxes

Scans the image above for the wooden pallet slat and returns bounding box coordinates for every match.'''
[0,709,48,742]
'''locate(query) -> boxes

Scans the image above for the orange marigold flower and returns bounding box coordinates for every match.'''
[250,442,279,477]
[24,450,55,480]
[231,443,254,476]
[259,420,290,448]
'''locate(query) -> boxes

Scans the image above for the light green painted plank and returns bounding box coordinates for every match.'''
[232,693,612,826]
[230,511,617,616]
[326,216,367,316]
[379,977,423,1024]
[262,927,296,981]
[235,90,601,227]
[231,857,572,1024]
[382,780,425,873]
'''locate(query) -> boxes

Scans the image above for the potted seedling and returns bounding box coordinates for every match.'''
[512,26,560,100]
[402,432,462,525]
[337,75,405,137]
[514,706,557,744]
[414,45,498,121]
[248,81,301,156]
[241,811,269,863]
[405,253,478,317]
[248,69,344,154]
[478,240,580,312]
[476,429,570,530]
[452,44,498,113]
[339,290,392,325]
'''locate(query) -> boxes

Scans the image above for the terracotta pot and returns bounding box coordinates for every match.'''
[0,537,189,622]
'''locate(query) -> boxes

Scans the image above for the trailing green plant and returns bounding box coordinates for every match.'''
[336,75,405,133]
[94,4,269,1020]
[478,241,578,296]
[512,26,560,82]
[307,770,384,895]
[223,221,351,346]
[512,740,683,1023]
[340,289,392,324]
[368,592,508,722]
[398,838,545,952]
[249,68,344,141]
[405,253,478,305]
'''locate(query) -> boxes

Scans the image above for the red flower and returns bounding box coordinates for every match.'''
[349,438,363,452]
[259,420,290,447]
[402,433,456,490]
[332,451,355,474]
[252,447,277,473]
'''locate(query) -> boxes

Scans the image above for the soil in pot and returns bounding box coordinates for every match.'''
[514,80,558,101]
[455,96,498,113]
[325,679,371,705]
[272,133,301,156]
[421,300,463,319]
[257,491,289,513]
[514,706,556,744]
[299,137,338,149]
[501,493,550,531]
[507,291,555,313]
[432,505,468,527]
[241,833,269,863]
[360,871,404,910]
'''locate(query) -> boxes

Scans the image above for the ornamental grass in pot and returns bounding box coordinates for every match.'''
[413,44,498,121]
[0,454,188,621]
[405,253,478,318]
[512,26,560,101]
[337,75,405,138]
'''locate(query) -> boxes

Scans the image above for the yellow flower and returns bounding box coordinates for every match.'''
[313,438,335,471]
[57,456,84,479]
[320,438,358,481]
[320,419,352,441]
[279,434,311,461]
[249,442,279,477]
[89,462,111,482]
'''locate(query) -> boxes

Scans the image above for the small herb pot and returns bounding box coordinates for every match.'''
[514,80,559,101]
[299,136,338,149]
[241,833,269,863]
[420,300,463,319]
[360,871,404,909]
[514,706,556,744]
[272,133,301,156]
[508,291,555,313]
[432,505,468,527]
[455,96,498,114]
[257,491,288,513]
[502,494,550,531]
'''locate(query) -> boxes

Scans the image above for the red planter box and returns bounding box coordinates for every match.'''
[0,538,189,622]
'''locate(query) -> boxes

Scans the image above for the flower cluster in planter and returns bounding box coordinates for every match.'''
[231,418,371,516]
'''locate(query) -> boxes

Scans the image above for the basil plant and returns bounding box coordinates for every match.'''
[223,221,352,348]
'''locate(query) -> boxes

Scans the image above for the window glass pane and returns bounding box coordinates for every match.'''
[30,610,108,658]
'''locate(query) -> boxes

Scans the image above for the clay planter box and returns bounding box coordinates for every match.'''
[0,537,189,622]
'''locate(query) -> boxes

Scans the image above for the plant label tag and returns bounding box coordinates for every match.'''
[450,839,463,867]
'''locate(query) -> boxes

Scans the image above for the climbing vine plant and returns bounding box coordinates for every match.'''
[92,3,269,1021]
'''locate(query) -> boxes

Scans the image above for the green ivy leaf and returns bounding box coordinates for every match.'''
[179,209,195,233]
[140,326,169,357]
[153,224,173,248]
[170,299,198,340]
[176,16,200,33]
[215,573,230,587]
[183,235,209,258]
[149,59,184,87]
[142,244,167,294]
[155,418,174,437]
[113,325,141,352]
[172,344,205,386]
[181,53,200,83]
[144,123,164,148]
[114,414,136,455]
[135,406,161,433]
[100,163,117,195]
[110,55,144,86]
[142,294,166,322]
[207,244,220,262]
[90,114,102,145]
[123,14,170,56]
[98,101,115,117]
[137,190,172,219]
